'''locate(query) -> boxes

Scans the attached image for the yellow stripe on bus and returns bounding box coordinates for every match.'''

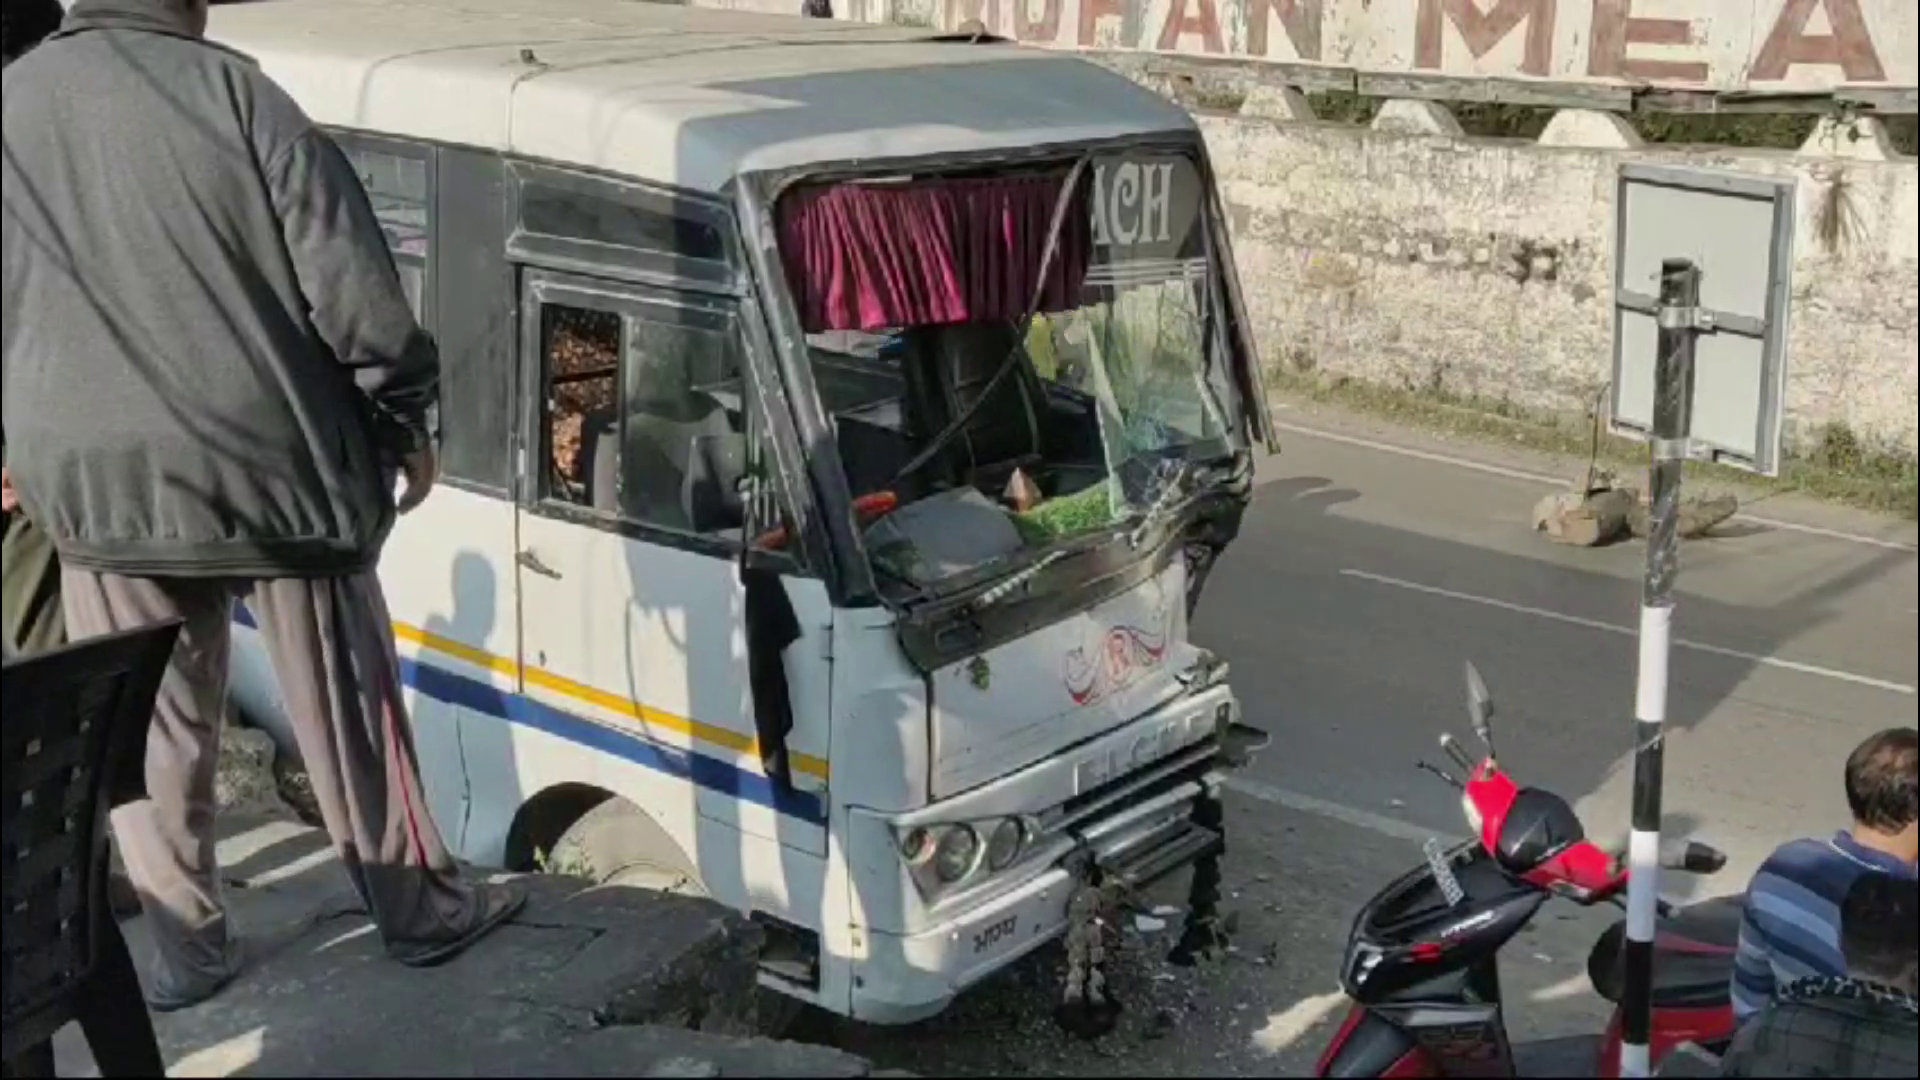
[390,622,830,781]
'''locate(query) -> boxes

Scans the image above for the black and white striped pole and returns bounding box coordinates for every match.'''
[1621,258,1701,1079]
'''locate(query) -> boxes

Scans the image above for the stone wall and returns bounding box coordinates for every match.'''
[687,0,1917,455]
[1200,103,1919,455]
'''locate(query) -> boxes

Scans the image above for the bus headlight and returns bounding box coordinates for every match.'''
[933,825,980,883]
[985,817,1027,872]
[899,827,935,861]
[897,817,1033,898]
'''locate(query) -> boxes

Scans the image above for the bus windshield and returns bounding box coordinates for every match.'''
[783,150,1242,593]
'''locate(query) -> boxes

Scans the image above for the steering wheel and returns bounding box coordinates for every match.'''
[755,490,901,552]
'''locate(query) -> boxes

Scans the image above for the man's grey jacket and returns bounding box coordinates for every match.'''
[2,0,437,578]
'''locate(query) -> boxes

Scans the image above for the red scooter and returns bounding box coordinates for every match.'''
[1316,663,1741,1078]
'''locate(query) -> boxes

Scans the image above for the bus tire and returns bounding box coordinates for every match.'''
[549,797,702,895]
[545,797,807,1037]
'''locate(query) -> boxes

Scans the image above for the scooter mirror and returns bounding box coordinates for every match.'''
[1465,661,1496,754]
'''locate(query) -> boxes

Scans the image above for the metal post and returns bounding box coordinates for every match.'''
[1621,258,1700,1079]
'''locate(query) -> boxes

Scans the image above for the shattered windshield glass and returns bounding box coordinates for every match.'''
[787,152,1241,593]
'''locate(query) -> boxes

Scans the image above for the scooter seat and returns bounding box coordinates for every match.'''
[1588,896,1743,1009]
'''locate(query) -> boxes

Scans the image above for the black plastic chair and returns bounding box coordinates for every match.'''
[2,621,179,1077]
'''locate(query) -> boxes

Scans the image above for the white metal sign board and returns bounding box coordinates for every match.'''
[1611,164,1795,477]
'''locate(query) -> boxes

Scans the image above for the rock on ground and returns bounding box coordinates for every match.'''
[216,708,323,825]
[215,721,294,819]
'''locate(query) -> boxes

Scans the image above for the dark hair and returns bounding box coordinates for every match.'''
[1845,728,1918,833]
[1840,872,1919,994]
[1,0,65,67]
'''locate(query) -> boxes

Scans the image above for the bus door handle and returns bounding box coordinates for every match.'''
[516,549,564,580]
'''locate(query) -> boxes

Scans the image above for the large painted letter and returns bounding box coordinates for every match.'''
[1751,0,1886,83]
[1587,0,1710,83]
[1244,0,1323,61]
[1078,0,1126,46]
[1414,0,1557,78]
[1159,0,1225,53]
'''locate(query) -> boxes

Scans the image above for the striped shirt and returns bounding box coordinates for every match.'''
[1732,833,1919,1023]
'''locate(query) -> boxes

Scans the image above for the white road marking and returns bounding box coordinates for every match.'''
[1273,419,1919,554]
[1225,775,1460,845]
[1530,972,1596,1003]
[166,1025,266,1078]
[1275,419,1567,486]
[238,844,340,890]
[1251,990,1352,1054]
[1735,517,1920,552]
[1341,568,1917,696]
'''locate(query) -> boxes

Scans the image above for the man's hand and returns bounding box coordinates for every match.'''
[397,445,438,514]
[1,465,18,514]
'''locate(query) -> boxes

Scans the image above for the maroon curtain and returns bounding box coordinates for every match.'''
[776,171,1090,334]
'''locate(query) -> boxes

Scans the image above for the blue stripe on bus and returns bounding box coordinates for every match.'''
[231,605,826,826]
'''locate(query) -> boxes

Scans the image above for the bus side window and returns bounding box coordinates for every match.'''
[432,148,512,493]
[336,134,515,493]
[338,140,431,323]
[540,305,621,511]
[534,296,753,541]
[619,308,744,535]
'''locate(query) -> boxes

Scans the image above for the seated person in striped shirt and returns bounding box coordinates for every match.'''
[1731,727,1918,1024]
[1720,873,1919,1078]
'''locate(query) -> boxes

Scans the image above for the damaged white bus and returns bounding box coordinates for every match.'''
[216,0,1275,1028]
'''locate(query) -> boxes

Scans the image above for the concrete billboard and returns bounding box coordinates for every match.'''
[904,0,1915,98]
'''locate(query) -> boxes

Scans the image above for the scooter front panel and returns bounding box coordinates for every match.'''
[1341,845,1546,1003]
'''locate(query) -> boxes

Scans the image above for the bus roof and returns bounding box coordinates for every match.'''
[206,0,1197,194]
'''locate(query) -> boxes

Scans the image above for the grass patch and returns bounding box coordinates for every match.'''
[1270,370,1918,520]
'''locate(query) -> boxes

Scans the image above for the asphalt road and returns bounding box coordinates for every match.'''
[814,410,1919,1076]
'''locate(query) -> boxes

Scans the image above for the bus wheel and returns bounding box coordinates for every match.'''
[544,797,807,1037]
[548,798,703,896]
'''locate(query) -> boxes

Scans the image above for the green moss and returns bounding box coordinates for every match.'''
[1305,91,1380,126]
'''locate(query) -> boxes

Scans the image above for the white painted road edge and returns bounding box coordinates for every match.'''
[1341,568,1917,696]
[1273,419,1920,554]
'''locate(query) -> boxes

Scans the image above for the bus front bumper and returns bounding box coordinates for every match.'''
[849,774,1223,1025]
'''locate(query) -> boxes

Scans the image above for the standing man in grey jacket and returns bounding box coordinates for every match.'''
[0,0,68,665]
[2,0,524,1010]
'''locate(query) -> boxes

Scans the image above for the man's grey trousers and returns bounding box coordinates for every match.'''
[61,567,489,1005]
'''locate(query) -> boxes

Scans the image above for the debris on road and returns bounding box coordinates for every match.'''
[1532,488,1634,547]
[1627,492,1740,540]
[214,721,294,819]
[1532,481,1738,547]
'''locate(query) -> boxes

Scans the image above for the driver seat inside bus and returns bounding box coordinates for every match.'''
[900,321,1049,492]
